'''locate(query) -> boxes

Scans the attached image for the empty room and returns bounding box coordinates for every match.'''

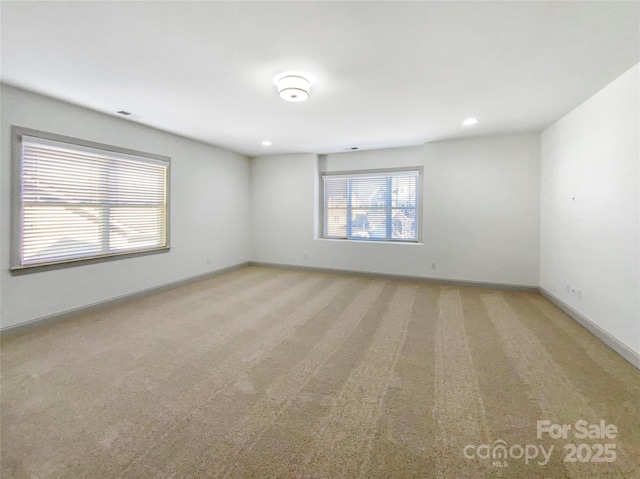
[1,1,639,478]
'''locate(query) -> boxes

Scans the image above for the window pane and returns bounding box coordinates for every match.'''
[324,176,348,238]
[22,146,106,203]
[392,208,417,240]
[22,205,103,265]
[325,208,347,238]
[350,176,388,208]
[392,175,417,207]
[111,161,166,205]
[109,207,166,251]
[350,209,388,239]
[324,177,348,208]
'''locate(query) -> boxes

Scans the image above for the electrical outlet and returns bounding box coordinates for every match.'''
[571,286,576,296]
[430,261,436,270]
[303,253,308,259]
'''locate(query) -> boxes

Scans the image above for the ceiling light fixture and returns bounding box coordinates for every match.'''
[262,140,272,146]
[277,75,310,102]
[463,117,478,126]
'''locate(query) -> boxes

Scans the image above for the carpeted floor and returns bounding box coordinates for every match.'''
[1,266,639,478]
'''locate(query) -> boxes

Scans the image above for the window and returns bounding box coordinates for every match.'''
[11,127,170,271]
[322,168,420,242]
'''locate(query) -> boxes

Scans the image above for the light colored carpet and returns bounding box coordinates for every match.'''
[1,266,639,478]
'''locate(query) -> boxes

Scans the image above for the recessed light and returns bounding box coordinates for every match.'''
[261,140,272,146]
[463,117,478,126]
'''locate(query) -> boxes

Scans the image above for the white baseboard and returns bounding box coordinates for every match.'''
[0,262,250,338]
[540,288,640,370]
[248,261,539,293]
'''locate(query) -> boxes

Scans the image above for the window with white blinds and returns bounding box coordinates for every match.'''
[12,128,170,270]
[322,169,420,242]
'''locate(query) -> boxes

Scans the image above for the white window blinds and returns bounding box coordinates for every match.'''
[16,134,169,268]
[323,170,419,241]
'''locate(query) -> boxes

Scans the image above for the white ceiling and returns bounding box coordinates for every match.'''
[1,1,638,157]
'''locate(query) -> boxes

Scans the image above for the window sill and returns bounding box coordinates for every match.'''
[316,238,424,246]
[9,246,171,275]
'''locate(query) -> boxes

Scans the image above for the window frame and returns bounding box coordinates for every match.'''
[320,166,423,243]
[10,126,171,274]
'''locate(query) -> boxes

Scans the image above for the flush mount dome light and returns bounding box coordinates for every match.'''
[277,75,310,102]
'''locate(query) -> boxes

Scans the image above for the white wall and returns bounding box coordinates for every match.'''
[1,84,251,329]
[251,135,540,287]
[540,64,639,355]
